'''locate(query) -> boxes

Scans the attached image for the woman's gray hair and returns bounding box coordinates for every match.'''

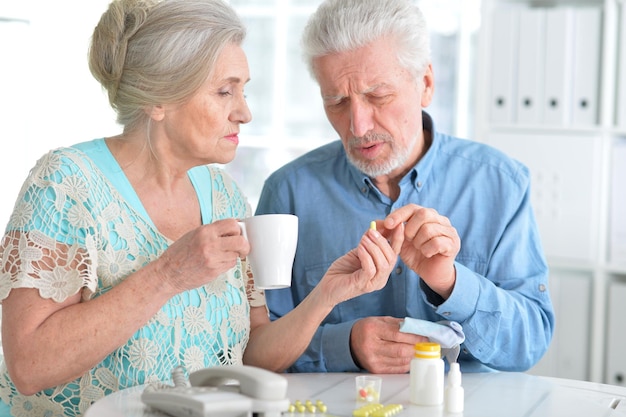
[302,0,430,80]
[89,0,246,130]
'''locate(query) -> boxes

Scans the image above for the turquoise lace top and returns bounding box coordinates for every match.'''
[0,139,265,416]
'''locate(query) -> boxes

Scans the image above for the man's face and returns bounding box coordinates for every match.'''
[312,37,433,179]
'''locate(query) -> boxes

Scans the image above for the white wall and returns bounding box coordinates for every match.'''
[1,3,120,355]
[0,0,120,229]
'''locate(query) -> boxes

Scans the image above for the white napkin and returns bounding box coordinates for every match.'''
[399,318,465,364]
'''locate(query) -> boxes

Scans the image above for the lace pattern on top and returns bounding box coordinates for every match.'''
[0,147,266,416]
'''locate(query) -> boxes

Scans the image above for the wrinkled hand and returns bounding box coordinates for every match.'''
[350,317,428,374]
[384,204,460,298]
[320,224,403,306]
[156,219,249,293]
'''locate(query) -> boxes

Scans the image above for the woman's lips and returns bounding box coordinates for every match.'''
[225,134,239,145]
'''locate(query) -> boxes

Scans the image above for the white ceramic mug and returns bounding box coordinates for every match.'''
[238,214,298,289]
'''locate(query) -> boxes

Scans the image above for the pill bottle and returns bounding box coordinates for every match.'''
[409,342,444,406]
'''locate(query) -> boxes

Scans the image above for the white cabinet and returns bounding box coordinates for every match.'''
[606,281,626,386]
[610,138,626,265]
[475,0,626,384]
[484,132,602,263]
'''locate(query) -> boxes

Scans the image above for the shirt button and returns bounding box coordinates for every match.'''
[361,187,368,193]
[417,181,423,187]
[539,284,546,292]
[442,311,451,316]
[395,266,403,274]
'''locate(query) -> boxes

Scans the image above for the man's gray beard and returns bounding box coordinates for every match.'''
[346,133,415,178]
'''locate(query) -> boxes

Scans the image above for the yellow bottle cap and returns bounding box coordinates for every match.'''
[414,342,441,359]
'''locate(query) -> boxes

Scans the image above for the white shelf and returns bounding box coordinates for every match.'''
[475,0,625,384]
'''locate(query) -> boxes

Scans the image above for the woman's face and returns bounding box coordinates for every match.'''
[159,43,252,166]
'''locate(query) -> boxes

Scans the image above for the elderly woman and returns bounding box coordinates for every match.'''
[0,0,402,415]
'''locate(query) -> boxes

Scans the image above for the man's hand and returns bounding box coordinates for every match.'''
[350,316,428,374]
[383,204,460,299]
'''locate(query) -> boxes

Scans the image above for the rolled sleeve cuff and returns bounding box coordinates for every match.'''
[433,262,481,322]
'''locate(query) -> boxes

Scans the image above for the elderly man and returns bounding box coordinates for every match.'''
[256,0,554,374]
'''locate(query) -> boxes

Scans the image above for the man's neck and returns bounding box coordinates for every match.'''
[372,129,432,201]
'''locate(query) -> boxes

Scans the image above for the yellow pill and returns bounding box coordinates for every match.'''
[371,404,404,417]
[370,221,377,231]
[353,403,384,417]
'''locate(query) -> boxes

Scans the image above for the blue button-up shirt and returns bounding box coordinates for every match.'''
[255,113,554,373]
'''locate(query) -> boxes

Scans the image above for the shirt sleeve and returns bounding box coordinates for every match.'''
[430,186,554,372]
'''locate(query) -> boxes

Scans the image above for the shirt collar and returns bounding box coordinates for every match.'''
[346,111,441,196]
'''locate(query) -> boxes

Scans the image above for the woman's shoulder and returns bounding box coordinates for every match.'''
[32,142,100,175]
[20,142,109,208]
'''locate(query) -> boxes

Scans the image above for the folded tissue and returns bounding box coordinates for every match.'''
[399,318,465,364]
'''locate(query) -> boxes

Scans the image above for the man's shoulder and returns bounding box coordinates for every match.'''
[436,133,529,180]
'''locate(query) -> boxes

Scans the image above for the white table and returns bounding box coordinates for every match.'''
[85,371,626,417]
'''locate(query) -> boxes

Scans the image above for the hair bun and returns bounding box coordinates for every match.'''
[88,0,156,105]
